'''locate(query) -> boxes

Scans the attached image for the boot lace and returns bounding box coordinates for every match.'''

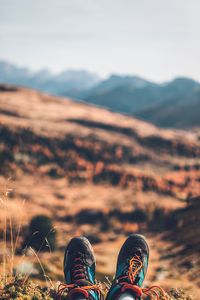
[57,253,102,298]
[117,255,170,300]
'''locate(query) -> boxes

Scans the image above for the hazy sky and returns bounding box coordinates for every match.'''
[0,0,200,81]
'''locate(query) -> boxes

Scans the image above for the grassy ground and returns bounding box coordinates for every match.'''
[0,181,198,299]
[0,276,195,300]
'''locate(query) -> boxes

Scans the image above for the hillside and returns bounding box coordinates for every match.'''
[0,85,200,297]
[136,88,200,128]
[82,77,200,129]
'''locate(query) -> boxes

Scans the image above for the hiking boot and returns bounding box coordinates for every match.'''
[106,234,149,300]
[62,236,102,300]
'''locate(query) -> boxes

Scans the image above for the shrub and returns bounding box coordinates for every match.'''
[131,208,148,223]
[76,209,105,225]
[23,215,57,252]
[108,208,148,223]
[149,207,168,231]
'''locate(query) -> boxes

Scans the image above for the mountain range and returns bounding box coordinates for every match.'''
[1,60,200,129]
[0,60,100,96]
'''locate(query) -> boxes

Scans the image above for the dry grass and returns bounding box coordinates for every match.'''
[0,277,55,300]
[0,185,195,299]
[0,277,195,300]
[0,181,55,298]
[0,180,17,282]
[0,187,195,299]
[0,177,198,297]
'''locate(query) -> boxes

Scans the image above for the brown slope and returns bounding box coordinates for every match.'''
[1,86,200,198]
[0,85,200,295]
[0,86,199,150]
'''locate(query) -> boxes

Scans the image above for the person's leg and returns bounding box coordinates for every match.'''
[106,234,149,300]
[118,293,136,300]
[62,236,102,300]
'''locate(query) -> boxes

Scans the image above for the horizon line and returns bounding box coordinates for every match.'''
[0,57,199,85]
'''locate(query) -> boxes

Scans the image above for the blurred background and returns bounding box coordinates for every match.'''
[0,0,200,297]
